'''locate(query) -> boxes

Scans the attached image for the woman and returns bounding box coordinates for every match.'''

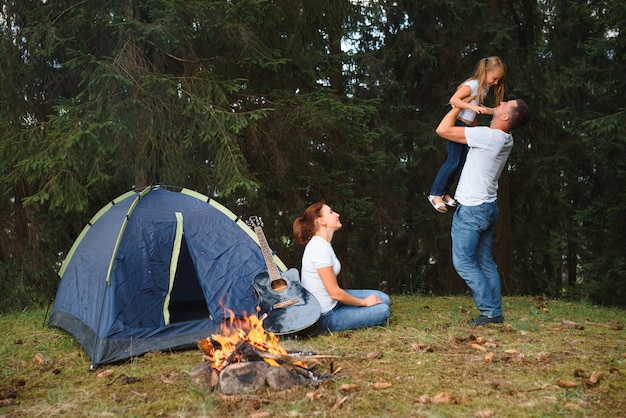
[293,201,391,333]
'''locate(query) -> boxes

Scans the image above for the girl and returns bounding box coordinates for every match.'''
[293,202,391,333]
[428,56,506,213]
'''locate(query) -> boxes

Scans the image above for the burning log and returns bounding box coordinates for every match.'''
[191,312,336,394]
[219,361,306,395]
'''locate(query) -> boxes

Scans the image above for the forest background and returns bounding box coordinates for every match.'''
[1,0,624,313]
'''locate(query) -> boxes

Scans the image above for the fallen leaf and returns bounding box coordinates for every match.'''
[535,352,551,362]
[121,376,142,385]
[557,378,578,388]
[583,320,623,331]
[373,381,392,389]
[160,375,174,384]
[410,343,434,353]
[33,353,48,364]
[432,392,453,404]
[249,412,271,418]
[588,371,604,385]
[514,353,526,363]
[364,351,382,360]
[97,369,114,379]
[565,402,582,411]
[306,391,322,399]
[417,394,431,404]
[562,319,584,330]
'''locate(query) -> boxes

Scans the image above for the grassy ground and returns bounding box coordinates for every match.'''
[1,295,625,417]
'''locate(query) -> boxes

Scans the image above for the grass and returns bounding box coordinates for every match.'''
[1,295,625,417]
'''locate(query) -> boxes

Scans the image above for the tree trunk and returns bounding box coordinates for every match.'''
[495,170,513,295]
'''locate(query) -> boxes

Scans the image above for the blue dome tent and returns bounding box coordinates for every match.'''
[49,185,287,370]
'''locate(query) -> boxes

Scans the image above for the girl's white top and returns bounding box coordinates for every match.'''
[457,79,489,123]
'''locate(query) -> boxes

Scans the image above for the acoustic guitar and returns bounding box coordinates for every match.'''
[246,216,321,338]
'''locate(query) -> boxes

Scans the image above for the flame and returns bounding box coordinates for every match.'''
[197,310,292,372]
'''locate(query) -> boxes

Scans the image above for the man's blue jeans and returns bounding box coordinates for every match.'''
[451,202,503,317]
[319,290,391,333]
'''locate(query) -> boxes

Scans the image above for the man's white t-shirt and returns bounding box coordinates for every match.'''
[455,126,513,206]
[300,236,340,313]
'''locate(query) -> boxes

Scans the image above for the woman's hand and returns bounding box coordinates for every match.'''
[361,294,384,306]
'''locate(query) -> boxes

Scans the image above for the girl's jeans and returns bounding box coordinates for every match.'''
[430,120,470,197]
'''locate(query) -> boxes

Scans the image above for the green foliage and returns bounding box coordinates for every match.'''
[1,0,625,310]
[574,110,626,305]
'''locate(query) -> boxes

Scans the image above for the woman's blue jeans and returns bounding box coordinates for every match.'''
[451,202,503,317]
[319,290,391,333]
[430,120,469,196]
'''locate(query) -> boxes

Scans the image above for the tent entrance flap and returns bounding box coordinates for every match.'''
[168,235,211,323]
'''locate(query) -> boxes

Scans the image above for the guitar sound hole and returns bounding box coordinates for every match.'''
[271,279,288,292]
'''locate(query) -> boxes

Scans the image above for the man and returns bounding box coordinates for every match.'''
[435,98,530,326]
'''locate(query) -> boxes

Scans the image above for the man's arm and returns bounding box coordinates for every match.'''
[435,106,468,144]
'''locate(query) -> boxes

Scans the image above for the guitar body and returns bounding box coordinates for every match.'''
[253,268,321,338]
[246,216,321,338]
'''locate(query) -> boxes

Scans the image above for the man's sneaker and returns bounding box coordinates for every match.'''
[468,315,504,326]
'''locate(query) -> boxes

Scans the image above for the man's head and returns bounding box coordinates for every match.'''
[494,99,530,131]
[507,99,530,131]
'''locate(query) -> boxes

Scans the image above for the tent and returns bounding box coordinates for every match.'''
[49,185,287,370]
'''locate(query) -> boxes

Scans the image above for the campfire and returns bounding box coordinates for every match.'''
[190,312,334,395]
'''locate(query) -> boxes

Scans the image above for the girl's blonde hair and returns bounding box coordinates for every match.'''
[458,56,505,106]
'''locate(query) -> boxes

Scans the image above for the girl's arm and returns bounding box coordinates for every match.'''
[450,85,491,115]
[317,266,382,306]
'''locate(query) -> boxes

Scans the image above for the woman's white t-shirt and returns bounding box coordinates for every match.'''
[300,236,340,313]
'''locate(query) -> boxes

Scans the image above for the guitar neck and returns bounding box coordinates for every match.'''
[254,226,282,280]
